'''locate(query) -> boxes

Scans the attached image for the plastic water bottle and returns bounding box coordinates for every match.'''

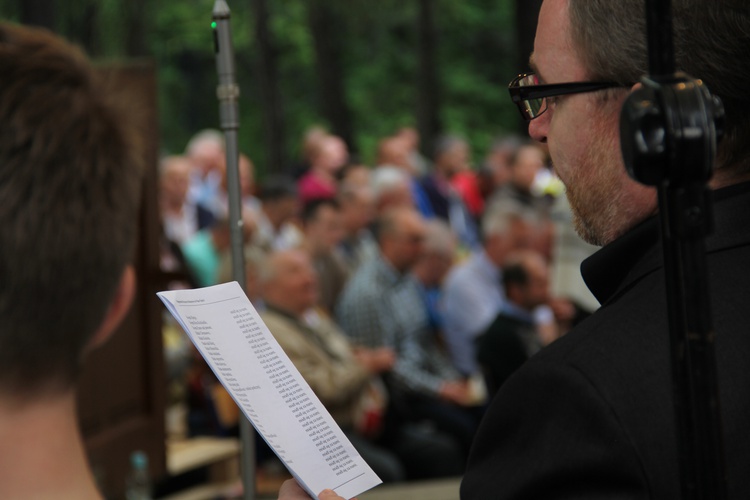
[125,450,152,500]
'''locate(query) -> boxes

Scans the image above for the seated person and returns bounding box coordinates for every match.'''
[336,182,378,273]
[419,135,480,251]
[387,219,484,458]
[300,198,349,315]
[181,213,254,287]
[159,155,216,245]
[260,250,463,482]
[441,207,535,377]
[297,135,348,203]
[476,250,550,396]
[253,176,304,253]
[185,128,226,215]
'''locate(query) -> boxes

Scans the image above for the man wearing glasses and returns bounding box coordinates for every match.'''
[280,0,750,498]
[461,1,750,499]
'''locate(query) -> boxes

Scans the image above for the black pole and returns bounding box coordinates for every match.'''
[645,0,674,76]
[621,0,727,498]
[644,2,693,497]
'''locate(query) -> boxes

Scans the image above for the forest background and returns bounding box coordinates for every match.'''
[1,0,542,178]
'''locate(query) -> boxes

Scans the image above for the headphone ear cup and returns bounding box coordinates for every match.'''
[621,76,724,188]
[620,85,669,186]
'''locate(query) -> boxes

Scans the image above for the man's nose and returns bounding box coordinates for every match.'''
[528,112,550,144]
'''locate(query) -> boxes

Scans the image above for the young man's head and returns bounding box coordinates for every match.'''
[0,22,144,399]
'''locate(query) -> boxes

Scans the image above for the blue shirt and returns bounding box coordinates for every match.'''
[411,179,434,218]
[441,250,505,375]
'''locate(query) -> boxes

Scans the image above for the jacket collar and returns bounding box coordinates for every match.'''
[582,181,750,306]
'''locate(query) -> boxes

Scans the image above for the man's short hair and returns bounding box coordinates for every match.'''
[481,205,526,240]
[507,139,542,169]
[372,207,411,244]
[185,128,225,156]
[432,134,466,162]
[502,263,530,296]
[301,197,339,226]
[489,134,524,156]
[422,219,455,257]
[568,0,750,177]
[337,182,369,205]
[370,166,410,202]
[0,23,144,395]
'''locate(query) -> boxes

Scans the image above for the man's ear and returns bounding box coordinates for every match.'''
[86,265,136,353]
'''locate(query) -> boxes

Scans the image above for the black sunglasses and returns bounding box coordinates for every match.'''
[508,73,631,121]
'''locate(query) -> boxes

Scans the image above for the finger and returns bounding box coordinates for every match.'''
[318,489,354,500]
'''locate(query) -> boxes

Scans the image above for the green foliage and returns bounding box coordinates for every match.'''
[436,0,520,162]
[2,0,523,174]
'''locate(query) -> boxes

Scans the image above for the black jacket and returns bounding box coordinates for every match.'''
[461,182,750,499]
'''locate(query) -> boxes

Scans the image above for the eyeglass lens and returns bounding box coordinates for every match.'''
[516,74,546,119]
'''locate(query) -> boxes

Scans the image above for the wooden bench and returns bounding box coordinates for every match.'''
[161,436,241,500]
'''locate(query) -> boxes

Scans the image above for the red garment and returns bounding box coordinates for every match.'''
[451,171,484,217]
[297,171,337,203]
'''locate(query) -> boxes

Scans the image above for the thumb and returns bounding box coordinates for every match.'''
[318,489,356,500]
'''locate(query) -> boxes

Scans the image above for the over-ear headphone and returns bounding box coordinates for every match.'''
[620,73,724,187]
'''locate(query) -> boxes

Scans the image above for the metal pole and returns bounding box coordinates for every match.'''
[640,1,727,497]
[212,2,255,499]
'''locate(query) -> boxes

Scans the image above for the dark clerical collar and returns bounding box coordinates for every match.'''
[581,181,750,306]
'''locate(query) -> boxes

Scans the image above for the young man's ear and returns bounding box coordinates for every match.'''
[85,265,136,353]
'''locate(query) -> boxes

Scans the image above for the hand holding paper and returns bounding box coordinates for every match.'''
[157,282,381,499]
[278,479,355,500]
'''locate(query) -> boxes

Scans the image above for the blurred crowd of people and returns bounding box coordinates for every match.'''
[159,125,601,483]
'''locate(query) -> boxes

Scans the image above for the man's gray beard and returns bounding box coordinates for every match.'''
[571,208,606,247]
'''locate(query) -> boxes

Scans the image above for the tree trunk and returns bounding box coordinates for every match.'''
[61,1,99,56]
[515,0,543,72]
[251,0,288,175]
[307,0,356,154]
[124,0,149,57]
[20,0,57,31]
[416,0,441,160]
[514,0,543,131]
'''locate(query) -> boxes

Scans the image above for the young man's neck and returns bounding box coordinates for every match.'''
[0,390,102,500]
